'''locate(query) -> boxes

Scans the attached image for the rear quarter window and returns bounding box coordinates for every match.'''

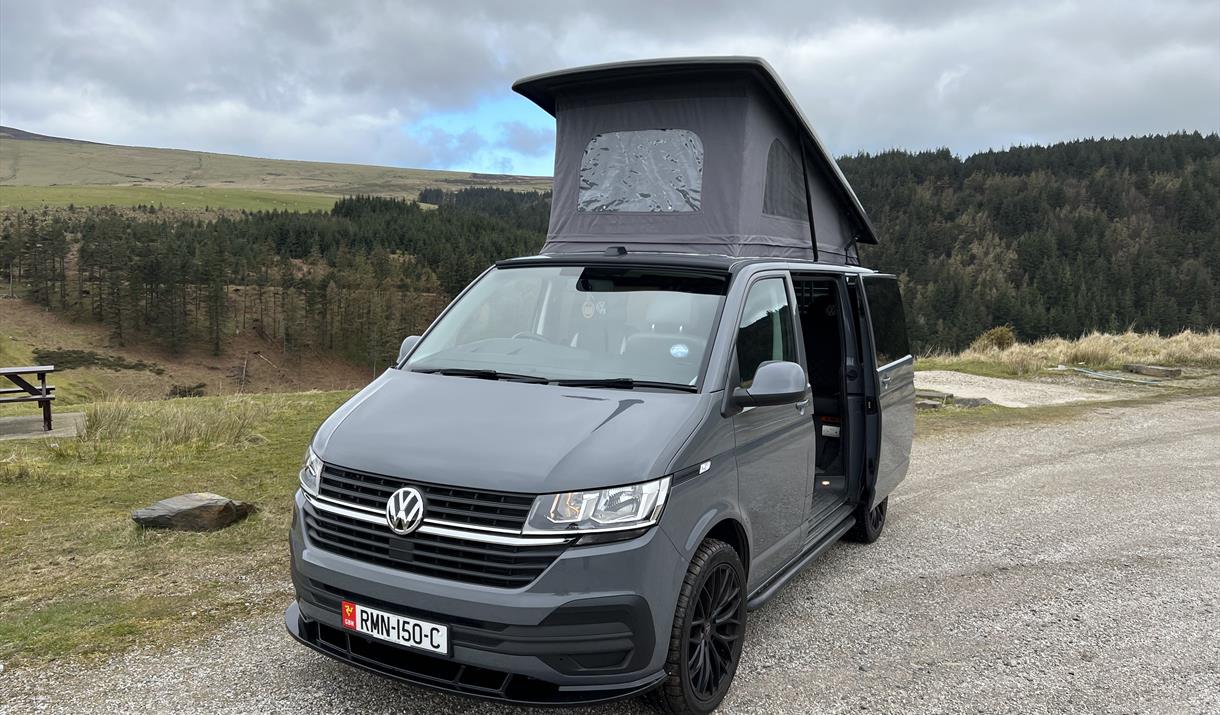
[862,275,911,366]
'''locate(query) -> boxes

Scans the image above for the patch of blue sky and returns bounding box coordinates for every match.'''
[407,94,555,176]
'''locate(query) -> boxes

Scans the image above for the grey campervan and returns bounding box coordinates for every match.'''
[286,58,915,714]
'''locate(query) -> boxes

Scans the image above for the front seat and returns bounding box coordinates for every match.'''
[622,296,706,382]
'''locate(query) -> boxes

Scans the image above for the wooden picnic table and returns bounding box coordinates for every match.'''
[0,365,56,431]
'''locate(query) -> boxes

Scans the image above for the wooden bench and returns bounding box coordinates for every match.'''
[0,365,57,431]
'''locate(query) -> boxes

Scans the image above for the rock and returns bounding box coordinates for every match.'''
[916,388,954,403]
[132,493,256,532]
[1123,363,1181,378]
[954,397,993,408]
[916,399,943,410]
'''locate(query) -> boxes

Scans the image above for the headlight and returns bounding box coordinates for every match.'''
[523,476,670,534]
[300,448,323,496]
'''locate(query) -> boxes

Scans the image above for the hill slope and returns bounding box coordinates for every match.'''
[3,133,1216,360]
[0,125,551,209]
[849,132,1220,348]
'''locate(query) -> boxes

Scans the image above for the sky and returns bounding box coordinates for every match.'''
[1,0,1217,177]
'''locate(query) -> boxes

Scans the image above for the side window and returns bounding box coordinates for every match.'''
[736,278,796,387]
[862,275,911,366]
[762,139,808,221]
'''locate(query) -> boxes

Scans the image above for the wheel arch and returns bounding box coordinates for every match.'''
[703,517,750,577]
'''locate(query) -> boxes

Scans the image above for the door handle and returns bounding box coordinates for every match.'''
[880,373,893,389]
[795,399,809,415]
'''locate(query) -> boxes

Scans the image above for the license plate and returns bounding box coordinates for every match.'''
[341,600,449,655]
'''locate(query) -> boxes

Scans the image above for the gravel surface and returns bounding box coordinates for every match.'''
[4,396,1219,715]
[914,370,1123,407]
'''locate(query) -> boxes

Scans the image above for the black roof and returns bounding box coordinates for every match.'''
[499,251,742,272]
[497,250,872,275]
[513,56,878,246]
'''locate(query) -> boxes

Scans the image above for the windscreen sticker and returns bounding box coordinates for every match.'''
[581,300,607,319]
[670,343,690,359]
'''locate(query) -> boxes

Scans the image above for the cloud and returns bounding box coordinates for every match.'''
[1,0,1216,174]
[497,122,554,157]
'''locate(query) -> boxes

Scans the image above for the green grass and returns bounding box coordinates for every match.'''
[0,333,110,415]
[0,391,352,666]
[0,185,340,211]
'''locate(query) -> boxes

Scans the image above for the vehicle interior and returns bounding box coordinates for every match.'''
[793,275,850,520]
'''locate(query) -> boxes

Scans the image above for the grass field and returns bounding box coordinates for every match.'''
[0,185,341,212]
[0,126,552,207]
[0,391,352,666]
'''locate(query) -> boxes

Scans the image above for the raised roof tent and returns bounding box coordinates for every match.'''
[513,56,878,264]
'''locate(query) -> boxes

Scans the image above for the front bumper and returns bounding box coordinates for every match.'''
[286,491,684,704]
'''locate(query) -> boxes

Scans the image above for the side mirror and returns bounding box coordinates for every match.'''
[397,335,421,365]
[732,361,807,407]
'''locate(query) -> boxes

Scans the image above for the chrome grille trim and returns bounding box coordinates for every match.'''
[304,493,571,547]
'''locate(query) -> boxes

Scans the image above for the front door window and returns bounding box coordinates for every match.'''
[735,277,796,387]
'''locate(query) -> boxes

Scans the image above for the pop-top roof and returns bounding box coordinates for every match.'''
[513,57,878,264]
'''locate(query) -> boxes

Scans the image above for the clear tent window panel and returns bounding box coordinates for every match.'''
[578,129,704,213]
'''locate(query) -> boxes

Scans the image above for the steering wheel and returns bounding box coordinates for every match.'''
[511,332,550,343]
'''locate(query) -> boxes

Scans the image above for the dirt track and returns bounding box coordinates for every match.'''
[4,395,1219,714]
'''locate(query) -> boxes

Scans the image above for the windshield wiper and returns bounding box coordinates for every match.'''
[555,377,697,392]
[413,367,549,384]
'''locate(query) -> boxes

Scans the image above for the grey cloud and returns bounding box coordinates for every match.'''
[0,0,1216,170]
[413,125,488,168]
[498,121,554,156]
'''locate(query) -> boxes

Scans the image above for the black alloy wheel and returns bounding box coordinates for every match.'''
[653,538,747,714]
[848,496,888,543]
[686,562,743,700]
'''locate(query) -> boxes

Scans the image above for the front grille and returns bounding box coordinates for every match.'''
[304,505,566,588]
[320,465,534,530]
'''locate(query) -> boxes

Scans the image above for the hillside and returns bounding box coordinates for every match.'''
[2,133,1217,365]
[849,132,1220,348]
[0,125,551,209]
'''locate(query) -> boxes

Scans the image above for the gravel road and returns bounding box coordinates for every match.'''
[4,396,1219,715]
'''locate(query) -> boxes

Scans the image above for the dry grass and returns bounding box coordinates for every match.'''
[83,398,137,440]
[0,390,352,666]
[921,329,1220,377]
[81,395,272,448]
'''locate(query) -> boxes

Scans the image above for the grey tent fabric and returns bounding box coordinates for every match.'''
[513,58,876,264]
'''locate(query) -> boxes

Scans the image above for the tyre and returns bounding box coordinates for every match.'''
[652,538,747,714]
[847,496,888,543]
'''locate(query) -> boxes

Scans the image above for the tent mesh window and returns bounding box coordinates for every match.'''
[578,129,703,213]
[763,139,808,222]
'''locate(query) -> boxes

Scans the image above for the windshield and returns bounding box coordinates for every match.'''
[406,265,728,388]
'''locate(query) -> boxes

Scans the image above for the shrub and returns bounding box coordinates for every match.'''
[969,326,1017,352]
[167,383,207,399]
[32,348,164,374]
